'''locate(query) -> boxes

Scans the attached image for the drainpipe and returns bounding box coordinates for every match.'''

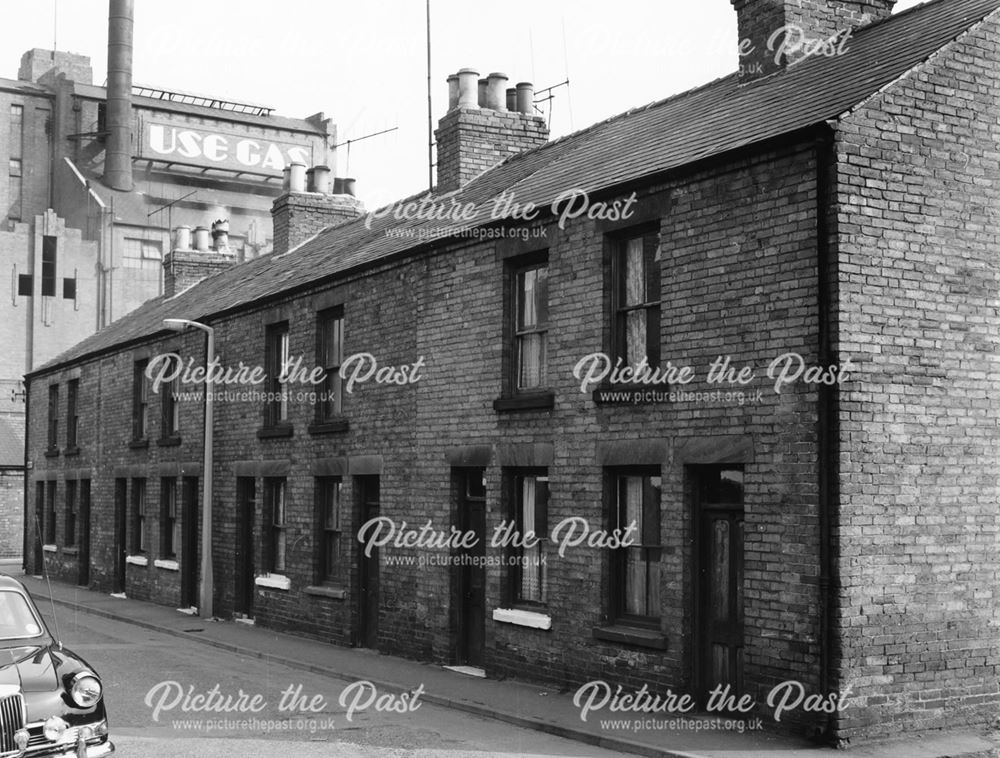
[815,121,840,742]
[21,378,31,574]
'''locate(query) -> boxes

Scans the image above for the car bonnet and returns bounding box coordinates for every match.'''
[0,644,58,692]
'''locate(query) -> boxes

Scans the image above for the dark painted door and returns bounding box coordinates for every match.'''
[113,479,127,594]
[181,477,199,608]
[33,484,45,576]
[357,476,381,648]
[77,480,91,587]
[457,469,486,667]
[695,466,745,706]
[235,478,256,618]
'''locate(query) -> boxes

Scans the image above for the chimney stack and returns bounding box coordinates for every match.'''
[434,67,549,193]
[163,222,237,297]
[104,0,134,191]
[271,164,365,256]
[733,0,895,80]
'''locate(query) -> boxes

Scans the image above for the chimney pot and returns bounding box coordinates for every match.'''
[486,72,508,110]
[211,219,230,252]
[288,161,307,193]
[342,178,357,197]
[173,225,192,251]
[447,74,460,110]
[506,87,517,112]
[478,78,488,108]
[515,82,534,115]
[193,226,210,252]
[312,164,332,194]
[456,68,479,108]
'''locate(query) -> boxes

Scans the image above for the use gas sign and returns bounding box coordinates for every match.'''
[141,121,314,175]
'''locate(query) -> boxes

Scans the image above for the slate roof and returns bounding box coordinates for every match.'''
[29,0,1000,377]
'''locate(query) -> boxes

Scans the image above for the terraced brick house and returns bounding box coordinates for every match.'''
[22,0,1000,743]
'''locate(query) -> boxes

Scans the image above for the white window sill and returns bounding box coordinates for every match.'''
[255,574,291,591]
[42,544,57,553]
[154,559,179,571]
[492,607,552,630]
[125,555,148,566]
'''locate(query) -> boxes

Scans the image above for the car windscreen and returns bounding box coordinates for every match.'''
[0,590,44,639]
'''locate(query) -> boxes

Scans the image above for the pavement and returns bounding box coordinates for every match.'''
[7,569,998,758]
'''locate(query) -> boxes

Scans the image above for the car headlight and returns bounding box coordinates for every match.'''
[70,673,103,708]
[43,715,68,742]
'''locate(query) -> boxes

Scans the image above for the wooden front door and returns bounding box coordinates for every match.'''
[695,466,745,705]
[357,476,381,649]
[456,469,486,667]
[112,479,127,594]
[235,478,256,617]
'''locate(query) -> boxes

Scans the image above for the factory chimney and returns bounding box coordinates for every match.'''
[104,0,134,191]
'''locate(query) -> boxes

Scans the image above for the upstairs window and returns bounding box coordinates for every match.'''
[160,355,180,439]
[316,308,344,421]
[46,385,59,452]
[513,262,549,391]
[132,359,150,441]
[612,231,661,371]
[66,379,79,450]
[264,323,290,427]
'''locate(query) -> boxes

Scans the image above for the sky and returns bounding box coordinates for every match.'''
[3,0,924,206]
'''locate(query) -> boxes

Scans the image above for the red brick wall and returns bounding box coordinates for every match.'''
[832,13,1000,741]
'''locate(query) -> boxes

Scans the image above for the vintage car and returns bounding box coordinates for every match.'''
[0,575,113,757]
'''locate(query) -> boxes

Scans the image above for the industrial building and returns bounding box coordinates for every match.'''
[1,0,337,557]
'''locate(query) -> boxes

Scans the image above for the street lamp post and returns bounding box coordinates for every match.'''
[163,318,215,619]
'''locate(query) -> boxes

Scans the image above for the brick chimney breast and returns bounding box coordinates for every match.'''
[163,247,236,298]
[271,188,365,257]
[732,0,895,80]
[435,68,549,193]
